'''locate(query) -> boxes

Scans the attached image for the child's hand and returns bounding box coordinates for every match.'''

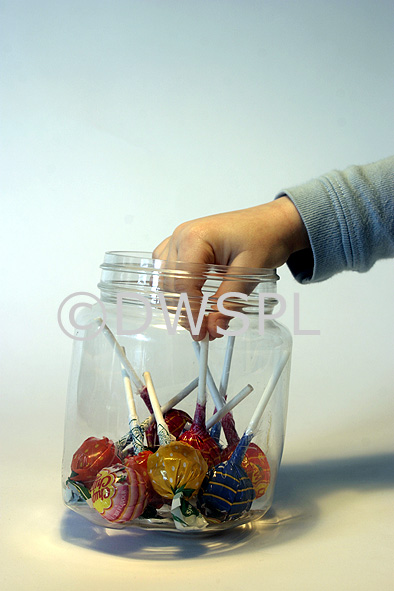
[153,197,309,340]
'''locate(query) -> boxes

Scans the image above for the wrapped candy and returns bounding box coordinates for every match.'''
[197,434,255,522]
[147,441,207,499]
[91,463,148,523]
[69,436,121,488]
[123,450,164,509]
[143,371,208,530]
[220,442,270,498]
[145,408,192,449]
[179,406,222,468]
[199,351,290,521]
[147,441,208,529]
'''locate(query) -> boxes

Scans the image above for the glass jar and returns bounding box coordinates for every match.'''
[62,251,292,533]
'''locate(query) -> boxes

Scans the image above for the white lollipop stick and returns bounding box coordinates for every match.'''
[245,350,290,437]
[96,319,144,391]
[143,371,175,445]
[219,335,235,398]
[121,366,145,454]
[205,384,254,430]
[140,376,198,431]
[192,340,224,410]
[197,333,209,406]
[120,346,144,454]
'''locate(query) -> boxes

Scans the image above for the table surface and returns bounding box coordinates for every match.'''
[2,411,394,591]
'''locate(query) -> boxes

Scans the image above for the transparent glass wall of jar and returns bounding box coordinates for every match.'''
[62,252,292,532]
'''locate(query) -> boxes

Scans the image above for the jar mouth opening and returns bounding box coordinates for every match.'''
[101,251,279,282]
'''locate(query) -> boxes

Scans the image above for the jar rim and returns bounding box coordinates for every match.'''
[102,251,279,282]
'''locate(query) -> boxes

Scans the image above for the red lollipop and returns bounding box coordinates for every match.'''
[123,450,164,508]
[180,404,221,468]
[145,408,192,449]
[179,335,221,468]
[70,436,121,489]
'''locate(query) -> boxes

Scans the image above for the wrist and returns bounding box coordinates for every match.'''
[274,196,310,255]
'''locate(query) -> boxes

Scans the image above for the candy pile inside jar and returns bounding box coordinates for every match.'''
[64,324,288,532]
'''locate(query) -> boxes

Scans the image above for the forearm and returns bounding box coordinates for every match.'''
[277,156,394,283]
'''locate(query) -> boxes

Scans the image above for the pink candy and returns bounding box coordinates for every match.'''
[91,463,148,523]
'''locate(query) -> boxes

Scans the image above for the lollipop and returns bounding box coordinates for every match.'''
[198,350,290,521]
[117,380,197,454]
[91,463,148,523]
[193,338,240,446]
[147,442,207,500]
[69,436,121,489]
[180,335,222,468]
[123,450,164,509]
[117,357,165,511]
[220,442,270,498]
[147,441,208,529]
[144,372,208,530]
[197,437,255,522]
[143,405,192,448]
[162,408,192,438]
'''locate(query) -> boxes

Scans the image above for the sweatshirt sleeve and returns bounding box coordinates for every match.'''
[276,156,394,283]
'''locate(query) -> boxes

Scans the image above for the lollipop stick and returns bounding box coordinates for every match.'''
[219,335,235,397]
[143,371,175,445]
[120,348,144,454]
[139,376,198,432]
[161,377,198,415]
[192,340,224,410]
[205,384,254,430]
[228,350,290,467]
[96,319,144,392]
[210,335,236,442]
[197,333,209,406]
[191,333,209,426]
[246,350,290,437]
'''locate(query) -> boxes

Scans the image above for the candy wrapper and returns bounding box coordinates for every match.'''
[180,403,222,468]
[147,441,208,530]
[91,463,148,523]
[123,450,164,509]
[69,436,121,488]
[197,433,256,522]
[221,442,270,498]
[145,408,192,449]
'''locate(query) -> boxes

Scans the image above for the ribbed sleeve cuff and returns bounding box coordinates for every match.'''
[277,157,394,284]
[276,177,352,284]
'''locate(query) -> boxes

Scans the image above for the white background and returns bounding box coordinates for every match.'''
[1,1,393,590]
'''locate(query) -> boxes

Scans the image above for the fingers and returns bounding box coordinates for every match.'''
[152,223,214,340]
[152,237,170,260]
[150,205,288,341]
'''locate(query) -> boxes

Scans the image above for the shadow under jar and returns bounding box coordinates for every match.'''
[62,251,292,533]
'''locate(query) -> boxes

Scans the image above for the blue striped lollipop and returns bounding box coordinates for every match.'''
[197,432,255,521]
[198,350,290,522]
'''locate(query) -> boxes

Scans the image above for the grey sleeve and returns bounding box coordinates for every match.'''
[276,156,394,283]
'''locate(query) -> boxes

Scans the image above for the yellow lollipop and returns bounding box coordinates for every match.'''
[147,441,208,499]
